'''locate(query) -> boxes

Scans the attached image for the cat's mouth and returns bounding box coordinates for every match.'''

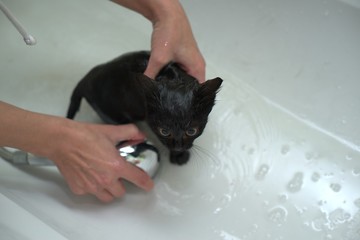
[170,150,190,165]
[170,147,187,153]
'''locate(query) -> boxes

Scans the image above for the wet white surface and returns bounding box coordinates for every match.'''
[1,0,360,239]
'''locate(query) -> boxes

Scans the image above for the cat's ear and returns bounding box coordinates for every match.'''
[135,74,159,109]
[198,77,223,100]
[194,77,223,115]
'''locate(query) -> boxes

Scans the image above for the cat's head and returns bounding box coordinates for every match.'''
[139,73,222,155]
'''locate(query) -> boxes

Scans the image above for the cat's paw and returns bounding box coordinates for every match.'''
[170,151,190,165]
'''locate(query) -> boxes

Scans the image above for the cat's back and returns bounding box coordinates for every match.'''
[108,51,150,74]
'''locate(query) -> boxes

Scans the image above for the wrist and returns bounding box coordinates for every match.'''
[113,0,184,24]
[146,0,183,24]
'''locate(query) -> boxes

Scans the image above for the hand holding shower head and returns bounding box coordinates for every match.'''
[0,142,160,178]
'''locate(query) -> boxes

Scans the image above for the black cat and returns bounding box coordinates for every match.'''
[66,51,222,165]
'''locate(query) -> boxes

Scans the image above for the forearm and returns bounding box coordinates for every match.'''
[0,101,69,158]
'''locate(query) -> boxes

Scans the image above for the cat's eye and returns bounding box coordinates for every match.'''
[158,128,171,137]
[186,128,198,137]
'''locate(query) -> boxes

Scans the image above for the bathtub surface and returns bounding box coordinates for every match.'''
[1,0,360,239]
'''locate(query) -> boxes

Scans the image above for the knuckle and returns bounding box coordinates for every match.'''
[151,53,169,67]
[95,173,113,187]
[111,160,126,173]
[101,175,113,186]
[99,195,114,203]
[86,182,98,194]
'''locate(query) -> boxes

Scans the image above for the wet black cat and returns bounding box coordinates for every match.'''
[66,51,222,165]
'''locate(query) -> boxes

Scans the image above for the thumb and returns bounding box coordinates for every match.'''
[103,124,146,144]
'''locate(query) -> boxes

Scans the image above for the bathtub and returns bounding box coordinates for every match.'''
[1,0,359,239]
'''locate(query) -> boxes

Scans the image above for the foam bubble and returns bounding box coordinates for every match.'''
[267,206,288,226]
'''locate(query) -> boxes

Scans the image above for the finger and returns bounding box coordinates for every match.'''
[178,54,206,83]
[144,65,158,80]
[117,124,145,140]
[95,189,114,203]
[117,139,146,149]
[117,160,154,191]
[106,179,126,199]
[144,53,169,79]
[105,124,146,144]
[187,66,206,83]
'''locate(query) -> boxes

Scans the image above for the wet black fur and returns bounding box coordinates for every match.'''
[66,51,222,165]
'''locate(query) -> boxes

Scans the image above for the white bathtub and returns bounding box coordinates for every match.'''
[1,0,359,239]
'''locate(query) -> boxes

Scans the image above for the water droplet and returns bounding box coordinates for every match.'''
[330,183,342,192]
[294,205,307,215]
[281,144,290,155]
[352,168,360,176]
[287,172,304,192]
[305,152,314,160]
[311,217,326,232]
[344,211,360,240]
[354,198,360,208]
[278,194,288,203]
[220,194,232,204]
[345,154,352,161]
[323,233,333,239]
[267,206,288,226]
[255,164,270,180]
[201,193,215,202]
[324,172,334,178]
[329,208,351,225]
[213,207,222,214]
[248,147,255,155]
[311,172,321,182]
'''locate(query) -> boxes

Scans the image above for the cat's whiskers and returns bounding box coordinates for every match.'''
[191,144,220,166]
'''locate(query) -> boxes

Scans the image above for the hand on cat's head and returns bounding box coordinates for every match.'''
[143,1,206,83]
[144,52,205,84]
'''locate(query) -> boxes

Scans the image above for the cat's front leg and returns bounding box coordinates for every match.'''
[170,150,190,165]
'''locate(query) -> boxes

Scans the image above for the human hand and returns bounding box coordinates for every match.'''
[50,122,154,202]
[0,102,153,203]
[112,0,205,82]
[143,3,206,83]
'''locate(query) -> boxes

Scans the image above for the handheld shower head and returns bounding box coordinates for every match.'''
[0,0,37,46]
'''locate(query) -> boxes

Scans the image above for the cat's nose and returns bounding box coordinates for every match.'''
[171,147,185,152]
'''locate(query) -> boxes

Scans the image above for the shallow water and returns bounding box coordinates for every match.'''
[1,71,359,239]
[1,0,359,239]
